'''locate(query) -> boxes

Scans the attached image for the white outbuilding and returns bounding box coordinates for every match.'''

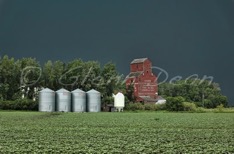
[113,92,125,112]
[156,96,166,104]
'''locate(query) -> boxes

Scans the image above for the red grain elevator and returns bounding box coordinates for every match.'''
[126,58,158,102]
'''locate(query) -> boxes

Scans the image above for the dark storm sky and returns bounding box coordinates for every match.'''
[0,0,234,105]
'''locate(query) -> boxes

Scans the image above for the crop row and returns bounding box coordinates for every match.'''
[0,112,233,153]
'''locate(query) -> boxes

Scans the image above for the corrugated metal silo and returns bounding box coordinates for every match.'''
[39,88,55,112]
[56,88,71,112]
[71,88,86,112]
[86,89,101,112]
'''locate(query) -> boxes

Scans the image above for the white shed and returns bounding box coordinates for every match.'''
[113,92,125,112]
[156,96,166,104]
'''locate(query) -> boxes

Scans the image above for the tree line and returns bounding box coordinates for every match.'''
[0,55,229,110]
[158,79,228,109]
[0,55,124,105]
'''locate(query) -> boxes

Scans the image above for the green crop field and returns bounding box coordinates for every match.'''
[0,112,234,153]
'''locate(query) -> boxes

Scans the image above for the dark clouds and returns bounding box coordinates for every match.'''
[0,0,234,105]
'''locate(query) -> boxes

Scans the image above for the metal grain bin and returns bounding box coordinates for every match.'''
[86,89,101,112]
[71,88,86,112]
[56,88,71,112]
[39,88,55,112]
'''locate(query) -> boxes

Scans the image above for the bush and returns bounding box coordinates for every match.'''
[0,99,38,110]
[125,103,145,111]
[155,103,167,110]
[166,96,185,111]
[126,103,161,111]
[195,107,206,113]
[182,102,197,111]
[125,103,166,111]
[144,104,157,111]
[0,100,15,110]
[214,104,225,113]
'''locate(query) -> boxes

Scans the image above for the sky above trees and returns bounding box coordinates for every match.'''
[0,0,233,105]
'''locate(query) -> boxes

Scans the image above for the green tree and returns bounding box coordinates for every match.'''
[42,60,55,89]
[126,83,135,103]
[16,57,41,99]
[53,60,66,90]
[79,61,101,91]
[0,55,17,100]
[166,96,185,111]
[159,79,228,108]
[100,62,123,105]
[62,59,83,90]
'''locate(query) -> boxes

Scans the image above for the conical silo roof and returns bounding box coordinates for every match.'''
[40,88,54,92]
[86,89,100,93]
[72,88,85,93]
[56,88,70,93]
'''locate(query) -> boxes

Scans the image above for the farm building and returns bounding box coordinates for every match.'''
[126,58,158,103]
[156,96,166,104]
